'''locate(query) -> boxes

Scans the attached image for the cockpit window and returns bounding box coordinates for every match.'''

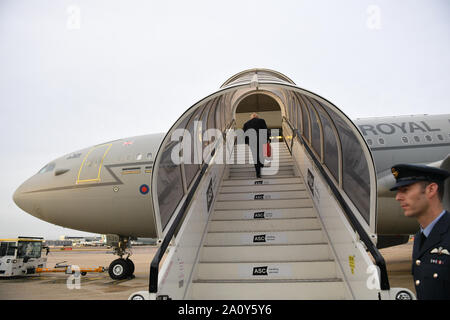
[38,162,56,174]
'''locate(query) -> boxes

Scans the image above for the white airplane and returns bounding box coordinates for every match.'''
[13,69,450,280]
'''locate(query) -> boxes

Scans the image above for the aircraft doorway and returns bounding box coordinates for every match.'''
[235,93,282,141]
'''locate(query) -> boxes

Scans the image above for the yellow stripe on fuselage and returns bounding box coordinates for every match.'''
[76,144,112,184]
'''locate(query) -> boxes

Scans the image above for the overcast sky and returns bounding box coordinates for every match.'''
[0,0,449,239]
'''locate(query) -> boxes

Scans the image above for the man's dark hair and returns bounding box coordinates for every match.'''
[420,180,445,201]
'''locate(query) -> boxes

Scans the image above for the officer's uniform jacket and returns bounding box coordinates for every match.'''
[242,117,269,162]
[412,211,450,300]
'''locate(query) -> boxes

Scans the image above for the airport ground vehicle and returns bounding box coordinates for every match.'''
[0,237,47,277]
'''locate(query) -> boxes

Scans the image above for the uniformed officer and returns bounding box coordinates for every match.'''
[390,163,450,300]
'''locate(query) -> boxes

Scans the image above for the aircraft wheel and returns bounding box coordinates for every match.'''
[108,258,130,280]
[125,258,135,276]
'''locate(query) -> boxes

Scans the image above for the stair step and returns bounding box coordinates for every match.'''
[233,147,290,152]
[196,261,337,281]
[220,184,305,193]
[230,164,293,172]
[230,158,292,165]
[230,161,294,171]
[222,177,303,186]
[229,170,294,178]
[205,230,327,246]
[190,281,347,300]
[227,157,294,168]
[232,150,291,155]
[214,198,313,210]
[212,208,316,220]
[232,154,292,160]
[217,190,309,201]
[201,244,332,262]
[230,169,294,176]
[233,147,289,152]
[227,174,296,180]
[233,144,288,148]
[208,218,320,232]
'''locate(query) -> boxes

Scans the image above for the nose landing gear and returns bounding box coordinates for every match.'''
[108,257,135,280]
[107,235,135,280]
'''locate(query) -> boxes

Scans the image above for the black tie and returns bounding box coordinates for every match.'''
[419,232,427,250]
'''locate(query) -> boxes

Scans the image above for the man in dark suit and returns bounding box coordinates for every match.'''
[243,113,269,178]
[390,164,450,300]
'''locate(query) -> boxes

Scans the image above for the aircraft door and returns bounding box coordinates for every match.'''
[76,144,112,184]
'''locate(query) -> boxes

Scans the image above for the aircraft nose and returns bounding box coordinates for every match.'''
[13,182,36,216]
[12,187,20,206]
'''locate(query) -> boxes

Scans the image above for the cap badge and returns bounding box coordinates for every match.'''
[391,168,399,179]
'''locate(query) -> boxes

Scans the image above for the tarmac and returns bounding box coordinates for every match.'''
[0,242,415,300]
[0,246,158,300]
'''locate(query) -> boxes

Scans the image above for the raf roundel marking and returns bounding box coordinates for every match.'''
[139,184,149,195]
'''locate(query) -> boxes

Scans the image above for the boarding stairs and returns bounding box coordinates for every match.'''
[189,142,349,299]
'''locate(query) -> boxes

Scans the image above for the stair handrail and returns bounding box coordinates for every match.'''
[282,117,390,290]
[149,119,236,295]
